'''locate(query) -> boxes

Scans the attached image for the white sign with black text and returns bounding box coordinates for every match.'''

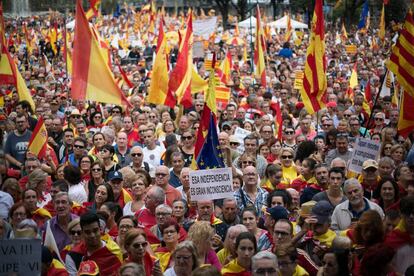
[348,137,381,174]
[190,167,233,201]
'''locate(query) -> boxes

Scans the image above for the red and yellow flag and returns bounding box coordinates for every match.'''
[387,10,414,97]
[341,22,348,42]
[86,0,101,20]
[379,4,385,43]
[285,13,292,42]
[218,51,232,85]
[300,0,326,114]
[72,0,129,107]
[254,5,266,88]
[349,63,358,89]
[148,18,169,105]
[398,90,414,137]
[165,12,193,108]
[28,117,48,160]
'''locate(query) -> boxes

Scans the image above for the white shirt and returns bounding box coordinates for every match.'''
[0,191,14,220]
[143,145,165,168]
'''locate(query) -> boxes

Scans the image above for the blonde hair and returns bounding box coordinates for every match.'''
[187,221,215,246]
[28,169,48,189]
[279,147,295,158]
[118,166,136,189]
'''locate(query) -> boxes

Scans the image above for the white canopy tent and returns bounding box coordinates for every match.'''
[238,16,257,29]
[268,15,308,30]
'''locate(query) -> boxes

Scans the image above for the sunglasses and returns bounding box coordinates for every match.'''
[71,115,81,119]
[74,144,84,149]
[132,242,148,249]
[92,168,102,172]
[375,118,384,121]
[155,173,168,178]
[284,131,294,135]
[182,136,192,140]
[242,161,255,165]
[70,230,81,236]
[112,110,121,114]
[281,155,293,159]
[230,142,240,146]
[131,153,142,157]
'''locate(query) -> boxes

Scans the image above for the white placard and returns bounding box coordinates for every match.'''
[193,17,218,39]
[193,41,205,58]
[234,127,251,154]
[348,137,381,174]
[189,167,233,201]
[0,239,41,275]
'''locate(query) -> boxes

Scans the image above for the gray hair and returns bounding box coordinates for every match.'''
[155,204,172,214]
[148,186,165,204]
[227,224,248,237]
[378,157,395,168]
[173,240,200,270]
[28,168,48,188]
[119,263,145,276]
[331,157,346,167]
[343,178,362,193]
[252,251,278,269]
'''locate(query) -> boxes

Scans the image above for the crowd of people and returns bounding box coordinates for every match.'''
[1,3,414,276]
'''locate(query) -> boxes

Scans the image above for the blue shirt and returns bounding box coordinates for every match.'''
[169,170,182,188]
[234,186,268,217]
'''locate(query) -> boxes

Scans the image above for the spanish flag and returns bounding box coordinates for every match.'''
[349,63,358,89]
[72,0,130,107]
[165,11,193,108]
[387,9,414,95]
[285,13,292,42]
[28,117,48,160]
[85,0,101,20]
[218,51,232,85]
[300,0,326,114]
[148,18,169,105]
[254,5,266,88]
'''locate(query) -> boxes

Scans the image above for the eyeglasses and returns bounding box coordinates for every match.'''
[70,230,82,236]
[254,268,278,275]
[375,118,384,121]
[132,242,148,249]
[281,155,293,159]
[175,255,192,261]
[384,147,392,150]
[74,144,84,149]
[155,173,168,178]
[92,168,102,172]
[284,131,294,135]
[182,136,192,140]
[156,212,172,217]
[131,153,142,157]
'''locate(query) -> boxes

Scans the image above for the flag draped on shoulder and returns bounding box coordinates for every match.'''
[387,10,414,96]
[148,18,169,105]
[254,5,266,88]
[193,58,225,170]
[300,0,326,114]
[165,12,193,108]
[72,0,130,107]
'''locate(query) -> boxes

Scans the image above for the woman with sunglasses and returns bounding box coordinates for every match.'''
[60,218,81,261]
[123,175,148,216]
[86,161,106,202]
[124,228,162,276]
[180,130,195,167]
[279,147,298,189]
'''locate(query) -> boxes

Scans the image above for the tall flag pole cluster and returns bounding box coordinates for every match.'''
[300,0,326,114]
[387,9,414,137]
[165,11,193,108]
[72,0,130,107]
[254,5,266,88]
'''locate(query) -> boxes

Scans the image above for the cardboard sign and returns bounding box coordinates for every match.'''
[345,44,357,54]
[294,71,304,90]
[234,127,251,154]
[189,167,233,201]
[348,137,381,174]
[0,239,41,275]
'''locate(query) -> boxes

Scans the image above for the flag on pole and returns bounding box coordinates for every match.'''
[191,66,208,93]
[193,58,225,170]
[254,5,266,88]
[358,0,370,31]
[365,79,372,103]
[387,10,414,95]
[148,18,169,105]
[398,90,414,137]
[379,69,394,97]
[165,11,193,108]
[285,13,292,42]
[72,0,130,107]
[300,0,326,114]
[341,22,348,42]
[379,4,386,43]
[86,0,101,20]
[217,51,232,85]
[28,117,48,160]
[349,63,358,89]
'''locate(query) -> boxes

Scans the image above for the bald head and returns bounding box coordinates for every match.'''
[155,165,170,187]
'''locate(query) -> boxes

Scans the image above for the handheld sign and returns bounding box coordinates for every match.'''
[0,239,41,275]
[348,137,381,174]
[190,167,233,201]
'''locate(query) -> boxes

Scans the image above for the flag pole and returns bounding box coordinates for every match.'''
[363,69,387,137]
